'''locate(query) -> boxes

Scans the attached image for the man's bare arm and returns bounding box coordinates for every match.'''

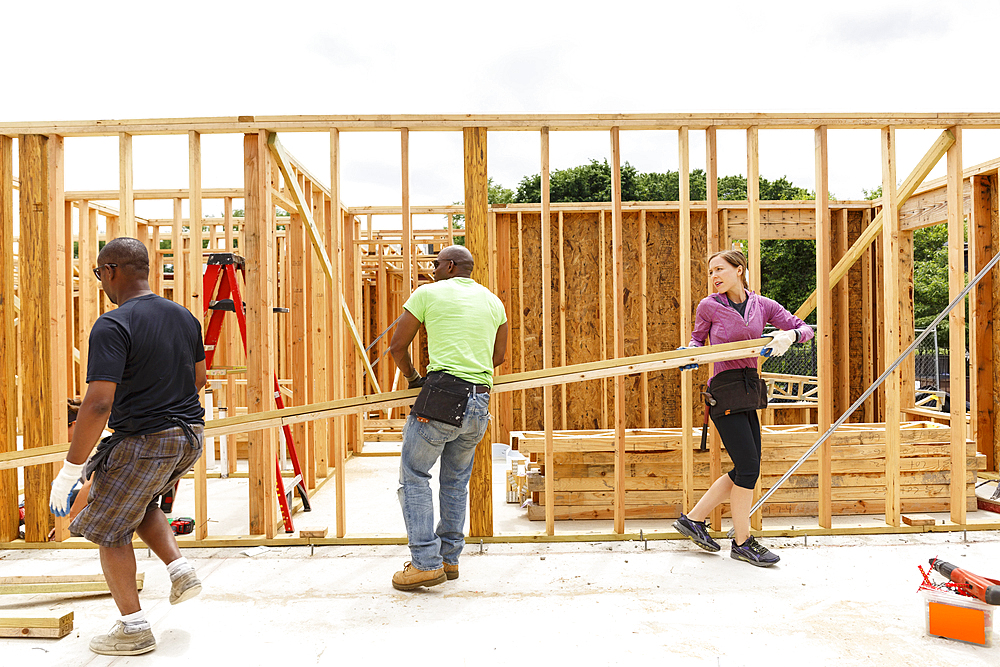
[65,380,116,465]
[389,310,422,378]
[493,322,508,368]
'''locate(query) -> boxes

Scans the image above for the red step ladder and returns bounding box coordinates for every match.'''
[202,252,310,533]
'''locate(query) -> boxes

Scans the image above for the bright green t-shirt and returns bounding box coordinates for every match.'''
[403,277,507,387]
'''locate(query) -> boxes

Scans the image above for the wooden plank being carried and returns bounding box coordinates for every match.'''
[0,612,73,639]
[0,339,771,471]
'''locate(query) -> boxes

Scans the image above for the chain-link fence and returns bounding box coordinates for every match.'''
[760,325,817,377]
[759,326,959,410]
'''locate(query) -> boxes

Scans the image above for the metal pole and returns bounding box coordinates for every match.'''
[750,247,1000,516]
[934,325,940,394]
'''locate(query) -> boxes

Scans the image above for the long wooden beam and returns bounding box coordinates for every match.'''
[5,113,1000,136]
[0,339,771,471]
[266,132,381,394]
[795,129,955,320]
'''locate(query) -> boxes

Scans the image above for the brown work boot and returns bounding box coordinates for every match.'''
[392,562,446,591]
[444,562,459,580]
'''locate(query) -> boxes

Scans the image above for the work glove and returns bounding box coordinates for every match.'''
[405,370,426,389]
[761,330,797,358]
[49,461,85,517]
[676,347,698,371]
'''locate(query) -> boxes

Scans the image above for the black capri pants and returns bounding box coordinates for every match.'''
[710,408,762,489]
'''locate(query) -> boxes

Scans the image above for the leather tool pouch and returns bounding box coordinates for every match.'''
[708,368,768,418]
[412,371,473,427]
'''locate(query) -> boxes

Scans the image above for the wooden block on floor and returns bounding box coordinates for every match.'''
[0,573,144,595]
[0,612,74,638]
[902,514,937,526]
[298,526,328,538]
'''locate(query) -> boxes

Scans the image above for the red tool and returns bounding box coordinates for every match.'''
[203,253,311,533]
[929,558,1000,605]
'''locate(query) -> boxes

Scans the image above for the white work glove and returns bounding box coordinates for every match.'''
[761,330,797,358]
[49,461,85,517]
[676,347,698,371]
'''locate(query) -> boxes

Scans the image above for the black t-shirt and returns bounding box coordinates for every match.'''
[87,294,206,435]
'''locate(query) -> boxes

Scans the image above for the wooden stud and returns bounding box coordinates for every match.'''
[20,135,55,542]
[312,184,330,481]
[973,175,995,470]
[244,131,278,538]
[599,209,608,430]
[558,210,567,428]
[463,127,493,538]
[836,208,851,416]
[882,126,902,527]
[517,211,526,431]
[290,212,310,487]
[64,201,75,399]
[947,127,966,525]
[224,197,234,252]
[815,126,833,529]
[860,207,875,423]
[679,127,694,511]
[118,132,134,238]
[746,126,763,531]
[541,127,555,536]
[0,612,73,639]
[746,127,761,292]
[610,127,626,534]
[189,131,208,540]
[706,127,723,530]
[639,209,649,429]
[0,136,15,542]
[47,139,70,541]
[401,129,413,297]
[172,198,185,305]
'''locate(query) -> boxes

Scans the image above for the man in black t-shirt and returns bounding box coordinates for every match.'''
[48,237,206,656]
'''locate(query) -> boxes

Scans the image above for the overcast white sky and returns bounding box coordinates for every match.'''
[4,0,1000,222]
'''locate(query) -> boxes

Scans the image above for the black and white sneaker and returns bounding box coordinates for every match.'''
[673,514,721,552]
[730,535,780,567]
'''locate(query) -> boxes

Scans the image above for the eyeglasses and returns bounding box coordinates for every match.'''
[432,259,454,269]
[92,263,117,279]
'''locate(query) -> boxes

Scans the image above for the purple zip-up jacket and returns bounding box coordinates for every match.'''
[689,290,814,379]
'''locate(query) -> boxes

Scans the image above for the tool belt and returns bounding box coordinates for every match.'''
[412,371,482,427]
[706,368,768,418]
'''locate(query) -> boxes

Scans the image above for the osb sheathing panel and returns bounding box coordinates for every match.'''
[506,209,708,431]
[847,209,867,422]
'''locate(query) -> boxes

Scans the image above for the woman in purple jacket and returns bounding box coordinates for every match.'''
[673,249,813,567]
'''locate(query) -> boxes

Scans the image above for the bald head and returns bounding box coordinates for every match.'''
[439,245,473,269]
[98,237,150,280]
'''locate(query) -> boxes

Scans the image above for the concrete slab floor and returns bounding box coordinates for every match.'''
[1,531,997,666]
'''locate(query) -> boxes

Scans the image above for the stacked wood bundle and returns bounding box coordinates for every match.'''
[515,422,985,521]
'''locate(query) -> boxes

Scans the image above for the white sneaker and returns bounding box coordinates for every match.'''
[89,620,156,656]
[170,569,202,605]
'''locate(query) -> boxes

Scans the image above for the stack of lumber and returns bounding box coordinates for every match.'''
[515,422,985,521]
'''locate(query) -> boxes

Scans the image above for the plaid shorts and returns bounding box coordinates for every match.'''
[71,425,203,548]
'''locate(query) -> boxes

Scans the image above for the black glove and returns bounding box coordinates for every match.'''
[406,370,425,389]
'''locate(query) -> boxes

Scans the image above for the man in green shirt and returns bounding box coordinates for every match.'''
[389,245,507,591]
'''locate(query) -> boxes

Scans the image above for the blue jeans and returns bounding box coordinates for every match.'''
[398,392,491,571]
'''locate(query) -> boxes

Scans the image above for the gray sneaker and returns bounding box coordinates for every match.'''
[170,569,202,605]
[730,535,780,567]
[89,621,156,656]
[673,513,721,552]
